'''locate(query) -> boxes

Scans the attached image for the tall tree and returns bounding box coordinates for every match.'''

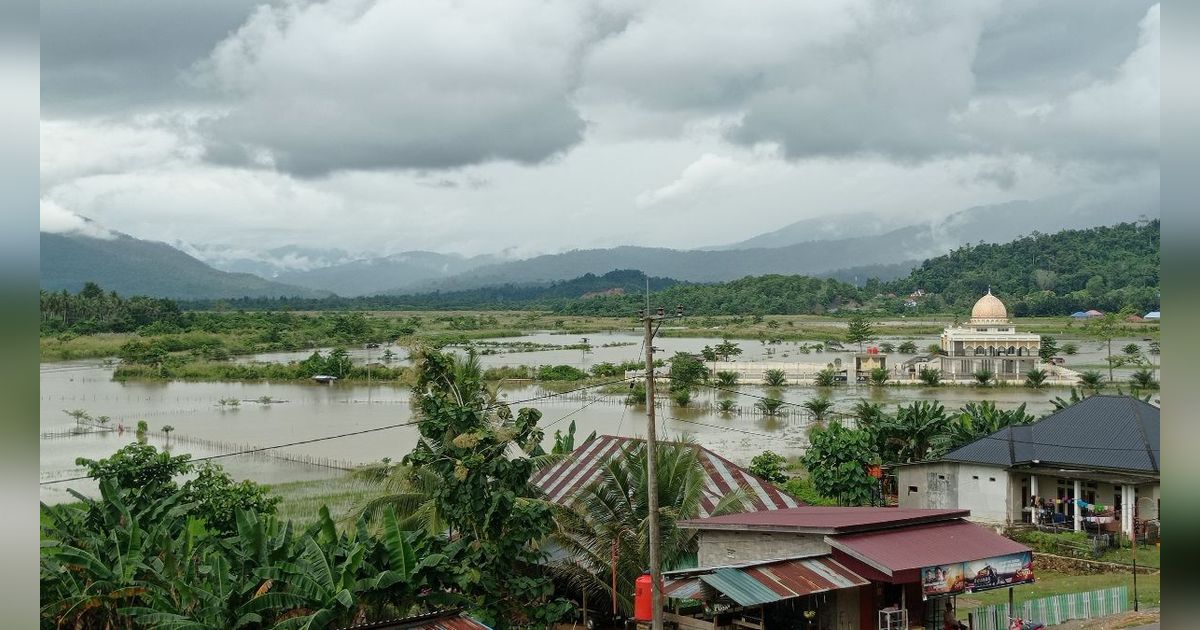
[1084,308,1133,383]
[845,314,875,351]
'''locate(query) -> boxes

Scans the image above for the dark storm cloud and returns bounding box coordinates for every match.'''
[40,0,266,116]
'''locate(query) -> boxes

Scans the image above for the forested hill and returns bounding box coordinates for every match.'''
[177,221,1158,317]
[882,220,1159,316]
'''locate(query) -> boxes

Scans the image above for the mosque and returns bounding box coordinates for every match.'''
[940,290,1041,381]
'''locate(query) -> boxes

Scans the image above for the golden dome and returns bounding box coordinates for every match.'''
[970,290,1008,322]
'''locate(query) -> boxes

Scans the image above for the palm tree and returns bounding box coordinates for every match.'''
[550,441,746,616]
[715,371,739,386]
[1130,368,1158,390]
[762,369,787,387]
[1024,368,1048,388]
[161,425,175,446]
[754,397,785,416]
[973,369,994,385]
[1062,341,1079,355]
[716,399,737,415]
[814,368,838,387]
[802,396,834,424]
[1079,370,1105,392]
[1050,388,1088,411]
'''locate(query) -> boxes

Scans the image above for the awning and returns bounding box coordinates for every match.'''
[663,555,868,607]
[826,519,1030,578]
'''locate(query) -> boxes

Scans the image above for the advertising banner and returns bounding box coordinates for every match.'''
[921,563,967,598]
[922,552,1034,599]
[964,551,1035,593]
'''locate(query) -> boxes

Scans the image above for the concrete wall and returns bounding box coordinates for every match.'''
[897,462,1009,523]
[696,529,829,567]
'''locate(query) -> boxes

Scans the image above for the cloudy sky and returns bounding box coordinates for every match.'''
[40,0,1159,262]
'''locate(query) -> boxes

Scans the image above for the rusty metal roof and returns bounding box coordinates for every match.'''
[826,519,1030,576]
[531,435,799,516]
[663,555,868,607]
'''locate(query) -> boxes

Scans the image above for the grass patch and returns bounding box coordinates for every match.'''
[956,571,1159,618]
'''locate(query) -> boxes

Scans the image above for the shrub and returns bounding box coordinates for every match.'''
[898,341,918,354]
[715,371,739,386]
[1062,341,1079,355]
[1130,368,1158,390]
[918,366,941,386]
[716,399,737,414]
[749,451,789,484]
[537,364,589,381]
[1025,368,1048,388]
[782,477,840,506]
[813,368,838,387]
[868,367,889,386]
[671,388,692,407]
[973,369,994,385]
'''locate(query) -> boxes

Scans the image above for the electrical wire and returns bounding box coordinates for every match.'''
[41,376,638,487]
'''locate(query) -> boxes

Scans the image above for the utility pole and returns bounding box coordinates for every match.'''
[641,301,683,630]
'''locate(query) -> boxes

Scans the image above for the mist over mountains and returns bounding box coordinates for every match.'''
[40,187,1158,300]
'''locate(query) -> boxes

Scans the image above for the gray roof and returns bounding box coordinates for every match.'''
[942,395,1159,474]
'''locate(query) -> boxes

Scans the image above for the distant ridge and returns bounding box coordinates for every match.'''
[40,230,329,299]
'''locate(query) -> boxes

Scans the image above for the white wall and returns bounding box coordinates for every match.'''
[695,530,829,567]
[897,462,1008,524]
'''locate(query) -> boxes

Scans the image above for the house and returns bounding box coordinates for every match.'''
[664,507,1033,630]
[1084,309,1104,318]
[531,434,799,516]
[1070,311,1089,319]
[1144,311,1160,320]
[895,395,1159,537]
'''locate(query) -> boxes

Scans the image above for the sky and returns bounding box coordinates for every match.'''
[40,0,1160,264]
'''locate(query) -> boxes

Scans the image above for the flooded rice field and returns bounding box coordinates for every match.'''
[42,331,1155,503]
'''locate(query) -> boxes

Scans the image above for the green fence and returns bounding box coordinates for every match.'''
[968,586,1129,630]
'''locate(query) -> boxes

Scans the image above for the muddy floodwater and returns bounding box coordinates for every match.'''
[41,331,1156,503]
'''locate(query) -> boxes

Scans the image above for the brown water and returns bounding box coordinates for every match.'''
[41,331,1155,502]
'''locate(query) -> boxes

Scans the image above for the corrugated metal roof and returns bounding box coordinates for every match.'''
[943,395,1159,473]
[677,506,968,533]
[826,519,1029,576]
[667,556,868,607]
[531,435,799,515]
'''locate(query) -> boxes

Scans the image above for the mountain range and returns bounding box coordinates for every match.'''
[41,230,327,299]
[40,186,1158,299]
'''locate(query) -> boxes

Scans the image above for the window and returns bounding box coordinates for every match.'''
[908,485,919,494]
[989,477,996,482]
[972,475,979,480]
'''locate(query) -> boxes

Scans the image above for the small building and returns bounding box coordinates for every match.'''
[665,507,1033,630]
[1144,311,1161,320]
[1085,309,1104,318]
[939,291,1041,381]
[1070,311,1089,319]
[854,351,887,381]
[895,395,1160,537]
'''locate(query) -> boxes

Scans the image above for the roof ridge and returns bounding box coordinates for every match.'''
[1128,396,1159,471]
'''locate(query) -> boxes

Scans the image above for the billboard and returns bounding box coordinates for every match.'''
[922,552,1034,599]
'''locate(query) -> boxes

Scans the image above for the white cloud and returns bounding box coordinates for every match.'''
[635,153,756,208]
[40,199,114,239]
[193,0,596,175]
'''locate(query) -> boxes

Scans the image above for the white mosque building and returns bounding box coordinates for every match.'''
[940,290,1042,381]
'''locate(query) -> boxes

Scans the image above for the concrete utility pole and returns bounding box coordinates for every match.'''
[641,301,683,630]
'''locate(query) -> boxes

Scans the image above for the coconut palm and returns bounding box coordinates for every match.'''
[550,441,747,617]
[1024,368,1048,388]
[802,396,834,424]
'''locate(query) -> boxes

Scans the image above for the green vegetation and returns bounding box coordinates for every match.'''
[781,476,840,506]
[845,314,876,351]
[801,421,878,506]
[888,220,1159,316]
[749,451,789,484]
[919,366,942,386]
[763,368,787,387]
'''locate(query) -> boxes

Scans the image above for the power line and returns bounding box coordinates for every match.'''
[41,377,638,487]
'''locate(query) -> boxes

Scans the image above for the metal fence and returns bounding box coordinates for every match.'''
[969,586,1129,630]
